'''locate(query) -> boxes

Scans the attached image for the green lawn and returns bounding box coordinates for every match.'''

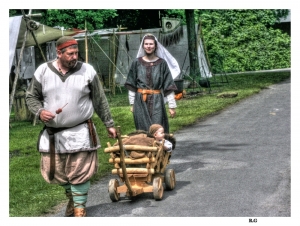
[9,71,290,216]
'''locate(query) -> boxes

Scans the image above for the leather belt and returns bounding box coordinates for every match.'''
[137,88,161,101]
[46,129,56,181]
[45,119,97,181]
[87,119,97,148]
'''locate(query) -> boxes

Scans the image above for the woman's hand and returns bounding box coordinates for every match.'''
[169,108,176,118]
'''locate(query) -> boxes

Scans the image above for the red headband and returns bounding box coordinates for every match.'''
[57,40,78,50]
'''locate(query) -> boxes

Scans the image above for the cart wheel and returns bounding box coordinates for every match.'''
[108,179,120,202]
[164,169,176,190]
[153,177,164,200]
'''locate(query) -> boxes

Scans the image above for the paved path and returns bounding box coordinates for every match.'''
[49,78,292,224]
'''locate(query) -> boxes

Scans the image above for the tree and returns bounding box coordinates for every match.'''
[40,9,118,31]
[185,9,200,78]
[10,9,290,73]
[196,9,290,73]
[104,9,161,30]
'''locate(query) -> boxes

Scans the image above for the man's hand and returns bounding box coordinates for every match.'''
[107,127,117,138]
[40,110,55,123]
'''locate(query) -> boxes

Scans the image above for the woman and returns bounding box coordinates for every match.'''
[124,34,180,133]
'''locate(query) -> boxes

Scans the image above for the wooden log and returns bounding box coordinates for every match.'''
[151,141,164,171]
[116,181,154,195]
[104,145,158,153]
[119,174,149,179]
[109,157,156,164]
[160,152,171,173]
[112,168,154,175]
[116,126,133,196]
[121,135,129,138]
[109,152,115,159]
[146,174,152,183]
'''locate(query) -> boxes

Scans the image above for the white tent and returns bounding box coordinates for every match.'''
[9,15,84,118]
[9,15,84,71]
[197,26,212,78]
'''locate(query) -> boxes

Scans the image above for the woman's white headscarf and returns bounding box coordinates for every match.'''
[136,34,181,79]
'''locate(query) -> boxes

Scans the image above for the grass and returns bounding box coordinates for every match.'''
[9,71,290,216]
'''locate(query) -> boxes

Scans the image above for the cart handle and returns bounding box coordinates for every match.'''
[116,126,133,196]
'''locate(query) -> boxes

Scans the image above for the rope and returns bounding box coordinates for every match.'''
[87,37,104,83]
[89,36,127,79]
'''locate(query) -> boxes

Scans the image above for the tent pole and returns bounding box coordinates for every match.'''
[112,31,116,95]
[85,20,88,63]
[31,30,47,62]
[21,9,47,62]
[9,24,28,119]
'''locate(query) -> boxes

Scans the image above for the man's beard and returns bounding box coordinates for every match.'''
[66,60,77,68]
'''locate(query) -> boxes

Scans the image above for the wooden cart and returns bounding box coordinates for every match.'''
[104,127,176,201]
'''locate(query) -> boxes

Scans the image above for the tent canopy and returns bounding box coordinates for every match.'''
[9,15,84,71]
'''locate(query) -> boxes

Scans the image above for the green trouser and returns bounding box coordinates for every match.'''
[62,180,90,208]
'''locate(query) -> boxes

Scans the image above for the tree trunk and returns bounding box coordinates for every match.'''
[185,10,200,79]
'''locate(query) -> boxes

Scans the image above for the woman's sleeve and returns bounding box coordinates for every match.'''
[128,90,136,105]
[166,91,177,108]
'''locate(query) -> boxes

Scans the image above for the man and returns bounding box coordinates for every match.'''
[26,36,116,217]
